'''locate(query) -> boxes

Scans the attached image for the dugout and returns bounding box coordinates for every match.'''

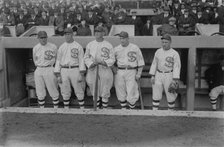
[0,35,224,110]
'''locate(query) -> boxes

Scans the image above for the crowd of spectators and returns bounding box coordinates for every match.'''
[0,0,224,37]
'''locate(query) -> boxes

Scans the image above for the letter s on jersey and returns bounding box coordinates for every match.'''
[127,51,137,62]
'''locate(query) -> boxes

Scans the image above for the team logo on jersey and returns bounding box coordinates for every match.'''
[71,48,79,58]
[128,51,137,62]
[101,47,110,60]
[44,50,55,60]
[165,57,174,68]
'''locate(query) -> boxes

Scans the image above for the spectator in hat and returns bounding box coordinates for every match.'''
[37,11,50,26]
[86,9,99,25]
[101,5,113,31]
[112,5,127,24]
[125,11,143,36]
[15,11,26,36]
[157,7,171,24]
[73,12,82,26]
[1,9,15,26]
[0,21,11,37]
[77,19,91,36]
[49,10,64,36]
[157,16,179,36]
[95,19,108,36]
[195,10,209,24]
[64,9,75,28]
[178,9,196,35]
[26,10,39,30]
[142,17,153,36]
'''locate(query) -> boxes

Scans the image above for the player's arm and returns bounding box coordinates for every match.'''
[32,47,37,66]
[136,47,145,80]
[149,50,158,76]
[84,44,97,68]
[78,45,86,74]
[54,46,62,75]
[172,52,181,80]
[102,44,115,67]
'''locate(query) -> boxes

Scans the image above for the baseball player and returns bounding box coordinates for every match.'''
[205,55,224,111]
[33,31,59,108]
[54,27,86,109]
[84,26,115,109]
[149,34,181,110]
[114,31,145,109]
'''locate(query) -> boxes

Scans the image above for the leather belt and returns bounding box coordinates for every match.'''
[37,65,53,68]
[157,69,173,73]
[61,65,79,68]
[118,67,137,70]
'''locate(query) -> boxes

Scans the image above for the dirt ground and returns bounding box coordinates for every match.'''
[0,110,224,147]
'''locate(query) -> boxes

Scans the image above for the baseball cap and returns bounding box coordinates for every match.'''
[94,26,104,32]
[64,27,73,34]
[161,34,171,41]
[37,31,47,38]
[115,31,129,38]
[169,16,176,22]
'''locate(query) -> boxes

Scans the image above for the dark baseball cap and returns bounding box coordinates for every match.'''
[64,27,73,34]
[115,31,129,38]
[37,31,48,38]
[161,34,171,41]
[94,26,104,32]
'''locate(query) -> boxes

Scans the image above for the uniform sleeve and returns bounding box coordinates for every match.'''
[32,46,37,66]
[137,47,145,67]
[84,43,94,68]
[172,52,181,79]
[149,50,158,76]
[78,44,86,72]
[104,44,115,67]
[54,46,62,73]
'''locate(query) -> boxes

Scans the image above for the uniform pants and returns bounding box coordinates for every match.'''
[114,69,139,106]
[152,72,177,107]
[60,68,85,104]
[34,67,59,105]
[86,65,113,104]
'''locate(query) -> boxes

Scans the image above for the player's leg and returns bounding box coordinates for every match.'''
[126,70,139,109]
[152,73,163,110]
[164,73,177,110]
[114,70,127,109]
[60,68,72,109]
[99,67,114,109]
[86,68,101,108]
[44,67,60,108]
[34,68,46,108]
[209,86,223,111]
[70,68,86,109]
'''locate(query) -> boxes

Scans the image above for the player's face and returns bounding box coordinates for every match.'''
[120,37,129,47]
[162,39,171,50]
[95,31,104,39]
[38,37,47,46]
[64,33,73,43]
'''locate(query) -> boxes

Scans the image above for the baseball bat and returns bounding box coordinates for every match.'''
[138,79,144,110]
[93,64,99,111]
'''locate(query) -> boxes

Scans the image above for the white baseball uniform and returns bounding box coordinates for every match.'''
[149,48,181,109]
[114,43,145,108]
[33,42,59,107]
[54,40,86,108]
[84,40,115,108]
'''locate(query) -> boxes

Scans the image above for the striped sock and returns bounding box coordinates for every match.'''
[152,99,160,110]
[78,99,85,109]
[53,98,59,108]
[38,99,45,108]
[120,100,127,109]
[63,99,70,108]
[168,101,175,110]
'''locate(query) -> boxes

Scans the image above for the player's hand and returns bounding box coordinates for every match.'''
[89,62,97,69]
[135,74,141,81]
[151,76,155,85]
[57,76,62,84]
[77,73,84,83]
